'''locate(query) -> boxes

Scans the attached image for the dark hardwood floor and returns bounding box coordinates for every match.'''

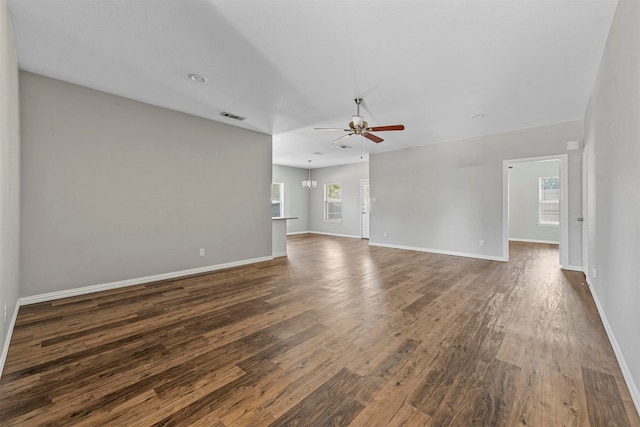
[1,235,638,426]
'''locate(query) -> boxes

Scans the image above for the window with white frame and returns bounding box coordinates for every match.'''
[324,183,342,222]
[539,177,560,225]
[271,182,284,218]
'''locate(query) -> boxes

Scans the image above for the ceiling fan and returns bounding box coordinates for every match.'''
[314,98,405,144]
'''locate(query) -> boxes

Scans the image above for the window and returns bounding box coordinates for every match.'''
[271,182,284,218]
[324,183,342,222]
[539,177,560,225]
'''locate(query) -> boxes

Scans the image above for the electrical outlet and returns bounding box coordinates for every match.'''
[383,231,388,238]
[592,266,597,278]
[479,240,485,247]
[199,248,205,256]
[4,304,7,323]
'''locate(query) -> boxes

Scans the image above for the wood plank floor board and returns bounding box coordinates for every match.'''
[508,365,546,426]
[268,367,367,426]
[1,235,638,426]
[348,341,441,426]
[258,351,346,420]
[582,366,632,427]
[214,348,340,424]
[545,368,589,427]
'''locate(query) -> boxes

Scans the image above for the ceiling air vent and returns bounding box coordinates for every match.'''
[219,111,246,121]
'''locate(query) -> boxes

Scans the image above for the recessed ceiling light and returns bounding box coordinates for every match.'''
[472,114,485,119]
[336,144,351,149]
[188,73,207,83]
[313,152,324,155]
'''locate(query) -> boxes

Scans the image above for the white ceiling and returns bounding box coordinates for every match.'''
[8,0,617,169]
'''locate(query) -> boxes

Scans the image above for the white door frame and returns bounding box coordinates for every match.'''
[502,154,569,266]
[360,179,370,239]
[582,148,588,275]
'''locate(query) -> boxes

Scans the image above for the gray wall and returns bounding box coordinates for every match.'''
[0,0,21,369]
[309,162,368,237]
[20,72,272,297]
[272,164,309,233]
[584,0,640,408]
[370,120,583,263]
[509,160,560,243]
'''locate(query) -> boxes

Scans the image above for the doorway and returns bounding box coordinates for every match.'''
[360,179,370,239]
[503,154,569,266]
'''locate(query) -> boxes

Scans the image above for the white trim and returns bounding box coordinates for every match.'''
[588,284,640,416]
[0,300,20,378]
[503,160,509,262]
[287,231,312,236]
[560,156,569,267]
[504,155,568,266]
[585,272,593,287]
[509,238,559,245]
[369,241,506,262]
[19,256,273,306]
[272,252,287,258]
[308,231,361,239]
[536,222,560,228]
[560,264,584,272]
[582,148,589,282]
[360,179,370,239]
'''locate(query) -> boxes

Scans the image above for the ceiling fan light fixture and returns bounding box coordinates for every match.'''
[352,115,364,128]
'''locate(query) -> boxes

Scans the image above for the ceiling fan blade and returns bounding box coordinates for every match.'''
[364,132,384,143]
[331,133,354,144]
[314,127,351,132]
[365,124,405,132]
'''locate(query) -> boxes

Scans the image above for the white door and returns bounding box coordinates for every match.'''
[361,180,370,239]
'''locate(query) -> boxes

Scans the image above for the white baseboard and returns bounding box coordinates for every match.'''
[0,300,20,378]
[272,252,287,258]
[308,231,362,239]
[369,241,507,262]
[287,231,362,239]
[19,255,273,306]
[509,238,560,245]
[588,283,640,416]
[561,264,584,272]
